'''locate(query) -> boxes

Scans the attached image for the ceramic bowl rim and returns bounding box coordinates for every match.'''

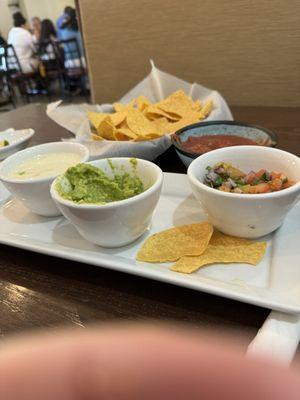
[0,128,35,156]
[188,145,300,200]
[172,120,278,159]
[0,142,90,184]
[50,157,163,209]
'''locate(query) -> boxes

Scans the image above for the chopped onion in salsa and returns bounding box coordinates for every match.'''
[204,162,295,194]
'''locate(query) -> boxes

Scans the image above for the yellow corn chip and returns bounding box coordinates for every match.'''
[126,109,157,136]
[198,99,213,120]
[171,231,267,274]
[144,105,181,121]
[157,90,195,118]
[133,133,162,141]
[136,221,213,263]
[167,113,200,133]
[98,116,115,140]
[87,112,107,129]
[91,133,104,141]
[191,99,202,111]
[110,112,127,127]
[136,95,151,111]
[114,128,138,141]
[209,231,251,247]
[113,100,135,113]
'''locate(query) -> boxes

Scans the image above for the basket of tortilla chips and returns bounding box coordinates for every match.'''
[47,62,232,160]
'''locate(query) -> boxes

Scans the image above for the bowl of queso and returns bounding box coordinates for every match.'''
[0,142,89,217]
[172,121,278,167]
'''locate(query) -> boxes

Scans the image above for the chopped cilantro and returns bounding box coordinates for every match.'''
[215,177,223,186]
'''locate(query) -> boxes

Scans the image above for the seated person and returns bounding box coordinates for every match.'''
[31,17,41,44]
[8,12,39,73]
[38,19,58,61]
[36,19,65,74]
[60,7,86,69]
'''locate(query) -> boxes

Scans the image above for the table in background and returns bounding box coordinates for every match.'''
[0,104,299,345]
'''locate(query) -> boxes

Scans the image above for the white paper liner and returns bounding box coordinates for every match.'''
[47,61,233,160]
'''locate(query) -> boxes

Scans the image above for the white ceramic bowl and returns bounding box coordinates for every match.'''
[0,142,89,217]
[188,146,300,238]
[0,128,35,160]
[50,158,163,247]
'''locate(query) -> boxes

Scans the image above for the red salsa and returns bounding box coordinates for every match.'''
[180,135,258,154]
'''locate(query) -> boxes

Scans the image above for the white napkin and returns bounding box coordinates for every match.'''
[247,311,300,365]
[46,61,233,161]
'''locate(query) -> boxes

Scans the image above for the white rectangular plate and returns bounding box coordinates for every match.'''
[0,173,300,313]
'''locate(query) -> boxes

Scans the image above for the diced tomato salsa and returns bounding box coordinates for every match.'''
[204,162,295,194]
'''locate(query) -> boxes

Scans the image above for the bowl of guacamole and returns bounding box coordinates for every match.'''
[51,157,163,247]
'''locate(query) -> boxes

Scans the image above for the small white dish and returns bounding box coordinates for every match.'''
[51,158,163,247]
[0,142,89,217]
[188,146,300,238]
[0,128,35,160]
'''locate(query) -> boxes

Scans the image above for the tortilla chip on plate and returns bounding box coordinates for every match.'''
[171,232,267,274]
[136,221,213,263]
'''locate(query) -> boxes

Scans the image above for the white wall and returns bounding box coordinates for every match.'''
[23,0,75,23]
[0,0,15,38]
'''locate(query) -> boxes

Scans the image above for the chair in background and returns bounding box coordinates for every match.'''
[0,46,15,110]
[0,70,15,111]
[55,38,88,100]
[35,40,65,98]
[4,45,48,103]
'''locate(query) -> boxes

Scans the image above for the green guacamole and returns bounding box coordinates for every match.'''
[56,162,145,204]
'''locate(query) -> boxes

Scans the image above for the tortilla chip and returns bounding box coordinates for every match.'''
[110,112,127,127]
[191,99,202,111]
[149,117,171,135]
[171,231,267,274]
[136,95,151,111]
[167,113,200,132]
[209,231,251,247]
[98,116,115,140]
[87,112,107,129]
[136,221,213,263]
[113,100,135,112]
[198,99,213,119]
[91,133,104,141]
[156,90,195,118]
[144,105,181,121]
[126,109,156,136]
[114,128,138,141]
[133,133,162,141]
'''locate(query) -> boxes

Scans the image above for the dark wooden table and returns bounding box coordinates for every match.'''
[0,104,299,344]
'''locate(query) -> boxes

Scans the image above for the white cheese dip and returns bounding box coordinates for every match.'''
[10,152,83,180]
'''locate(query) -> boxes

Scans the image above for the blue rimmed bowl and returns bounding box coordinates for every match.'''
[172,120,278,167]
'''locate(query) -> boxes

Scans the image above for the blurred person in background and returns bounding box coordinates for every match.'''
[56,9,68,40]
[60,6,85,68]
[39,19,57,48]
[31,16,41,43]
[0,323,300,400]
[37,19,61,68]
[8,12,39,73]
